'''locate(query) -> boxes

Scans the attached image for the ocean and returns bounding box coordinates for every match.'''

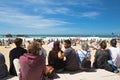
[0,34,119,41]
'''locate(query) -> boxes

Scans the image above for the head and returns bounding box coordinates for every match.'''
[27,41,40,55]
[110,39,117,47]
[100,40,107,49]
[35,39,42,48]
[81,42,89,51]
[64,40,71,48]
[52,41,61,53]
[14,38,23,47]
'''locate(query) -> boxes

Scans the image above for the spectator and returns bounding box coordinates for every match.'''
[109,39,120,68]
[0,53,8,79]
[48,41,65,73]
[9,38,27,76]
[63,40,79,71]
[19,41,46,80]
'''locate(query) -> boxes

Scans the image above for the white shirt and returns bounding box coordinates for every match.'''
[109,47,120,67]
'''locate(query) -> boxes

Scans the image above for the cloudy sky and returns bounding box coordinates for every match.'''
[0,0,120,35]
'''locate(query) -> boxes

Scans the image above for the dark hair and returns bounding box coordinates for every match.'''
[14,38,23,47]
[35,39,42,43]
[64,40,71,45]
[100,40,107,49]
[35,39,42,45]
[52,41,61,54]
[110,39,117,47]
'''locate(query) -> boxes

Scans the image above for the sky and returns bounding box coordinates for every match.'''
[0,0,120,35]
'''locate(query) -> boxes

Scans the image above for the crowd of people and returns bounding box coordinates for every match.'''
[0,38,120,80]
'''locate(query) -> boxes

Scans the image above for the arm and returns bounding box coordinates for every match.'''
[58,51,67,61]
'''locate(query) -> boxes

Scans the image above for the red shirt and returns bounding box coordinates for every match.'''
[19,53,45,80]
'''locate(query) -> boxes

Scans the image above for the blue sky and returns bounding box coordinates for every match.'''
[0,0,120,35]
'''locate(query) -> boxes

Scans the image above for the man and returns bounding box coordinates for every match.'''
[9,38,27,76]
[109,39,120,68]
[63,40,79,71]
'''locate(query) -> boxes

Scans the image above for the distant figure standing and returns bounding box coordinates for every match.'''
[9,38,27,76]
[48,41,65,73]
[0,53,8,79]
[63,40,79,71]
[109,39,120,68]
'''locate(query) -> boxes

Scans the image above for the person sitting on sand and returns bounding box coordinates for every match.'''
[19,41,54,80]
[63,40,79,71]
[35,39,47,60]
[108,39,120,68]
[19,41,46,80]
[77,42,91,70]
[9,38,27,76]
[48,41,66,73]
[0,52,8,79]
[93,40,119,73]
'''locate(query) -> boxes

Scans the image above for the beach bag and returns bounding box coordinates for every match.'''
[80,51,91,69]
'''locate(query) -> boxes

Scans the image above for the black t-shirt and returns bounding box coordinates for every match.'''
[9,47,27,76]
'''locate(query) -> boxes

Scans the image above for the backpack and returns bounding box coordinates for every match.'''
[80,50,91,69]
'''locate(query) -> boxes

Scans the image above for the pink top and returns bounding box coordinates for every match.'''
[19,53,45,80]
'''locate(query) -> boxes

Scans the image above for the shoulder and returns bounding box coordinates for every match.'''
[64,48,72,53]
[0,53,4,57]
[20,47,27,51]
[48,50,54,56]
[19,54,26,61]
[49,50,53,53]
[41,47,45,51]
[10,48,16,52]
[96,49,102,52]
[95,49,102,55]
[77,49,82,54]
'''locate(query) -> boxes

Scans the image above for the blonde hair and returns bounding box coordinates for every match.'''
[27,41,40,55]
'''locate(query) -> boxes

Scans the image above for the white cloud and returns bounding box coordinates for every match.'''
[24,0,102,15]
[81,12,100,18]
[40,7,70,14]
[0,7,69,29]
[0,0,102,17]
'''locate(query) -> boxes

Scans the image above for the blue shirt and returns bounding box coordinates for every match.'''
[77,50,91,62]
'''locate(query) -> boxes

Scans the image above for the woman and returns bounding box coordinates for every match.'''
[93,40,118,73]
[48,41,65,73]
[19,41,45,80]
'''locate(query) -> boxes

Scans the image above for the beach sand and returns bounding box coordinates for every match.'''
[0,42,120,79]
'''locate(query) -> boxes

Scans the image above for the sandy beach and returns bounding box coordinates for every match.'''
[0,40,120,79]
